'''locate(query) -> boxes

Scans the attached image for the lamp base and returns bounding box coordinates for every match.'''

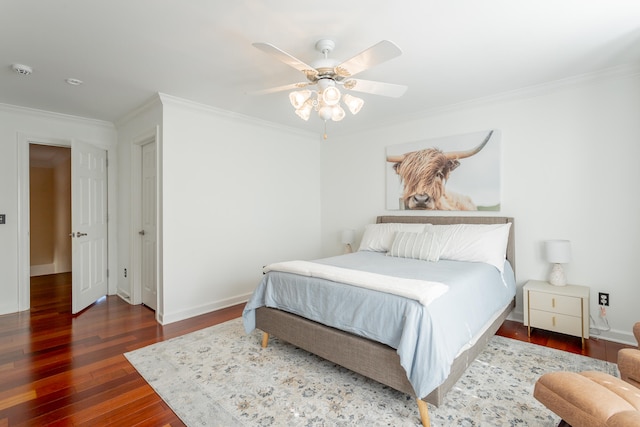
[549,263,567,286]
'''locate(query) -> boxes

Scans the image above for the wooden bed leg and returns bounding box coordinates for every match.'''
[261,332,269,348]
[416,398,431,427]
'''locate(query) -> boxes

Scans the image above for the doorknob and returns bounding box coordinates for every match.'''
[76,232,88,237]
[139,230,145,236]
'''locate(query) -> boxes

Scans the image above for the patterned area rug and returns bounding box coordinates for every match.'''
[125,318,618,426]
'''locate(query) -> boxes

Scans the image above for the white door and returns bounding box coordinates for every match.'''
[140,141,157,310]
[71,141,108,314]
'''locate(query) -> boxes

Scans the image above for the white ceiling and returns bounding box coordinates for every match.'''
[2,1,640,136]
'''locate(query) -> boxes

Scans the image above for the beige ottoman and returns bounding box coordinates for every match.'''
[534,371,640,427]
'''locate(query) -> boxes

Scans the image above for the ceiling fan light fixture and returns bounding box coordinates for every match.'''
[343,93,364,115]
[322,86,341,106]
[254,39,406,137]
[289,90,311,109]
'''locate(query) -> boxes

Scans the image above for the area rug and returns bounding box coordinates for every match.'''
[125,319,618,426]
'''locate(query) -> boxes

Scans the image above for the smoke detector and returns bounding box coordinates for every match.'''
[12,63,33,76]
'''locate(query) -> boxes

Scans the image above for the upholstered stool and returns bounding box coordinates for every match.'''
[534,370,640,427]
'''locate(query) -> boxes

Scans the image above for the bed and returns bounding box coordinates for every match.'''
[243,216,516,426]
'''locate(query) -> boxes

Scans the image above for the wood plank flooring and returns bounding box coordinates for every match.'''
[0,273,633,425]
[496,316,633,363]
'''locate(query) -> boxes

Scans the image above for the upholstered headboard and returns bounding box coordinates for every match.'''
[376,215,515,271]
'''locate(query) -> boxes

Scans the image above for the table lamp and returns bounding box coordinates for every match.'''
[545,240,571,286]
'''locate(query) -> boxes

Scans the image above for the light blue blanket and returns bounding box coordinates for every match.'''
[243,251,516,398]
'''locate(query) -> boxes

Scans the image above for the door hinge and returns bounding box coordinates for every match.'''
[106,158,109,167]
[106,269,109,278]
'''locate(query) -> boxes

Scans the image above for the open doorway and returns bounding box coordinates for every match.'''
[29,144,72,308]
[18,136,110,314]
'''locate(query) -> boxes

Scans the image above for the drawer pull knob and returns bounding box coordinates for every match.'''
[552,298,556,308]
[552,316,556,327]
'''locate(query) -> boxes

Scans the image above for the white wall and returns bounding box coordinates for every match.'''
[320,70,640,344]
[158,95,322,324]
[0,104,117,315]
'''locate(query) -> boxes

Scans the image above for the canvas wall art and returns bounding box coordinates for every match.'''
[386,129,501,211]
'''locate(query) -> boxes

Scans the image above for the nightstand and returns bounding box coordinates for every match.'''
[523,280,590,347]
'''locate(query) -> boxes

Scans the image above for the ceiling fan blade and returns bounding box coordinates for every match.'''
[249,82,312,95]
[335,40,402,78]
[344,79,408,98]
[252,42,318,80]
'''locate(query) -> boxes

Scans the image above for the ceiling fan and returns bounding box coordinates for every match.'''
[252,39,407,134]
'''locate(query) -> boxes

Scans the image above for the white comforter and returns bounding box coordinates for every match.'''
[264,260,449,306]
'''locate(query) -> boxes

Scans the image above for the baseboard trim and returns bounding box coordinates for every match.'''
[30,264,56,276]
[158,293,251,325]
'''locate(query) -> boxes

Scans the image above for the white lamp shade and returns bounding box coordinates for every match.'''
[341,229,355,245]
[545,240,571,263]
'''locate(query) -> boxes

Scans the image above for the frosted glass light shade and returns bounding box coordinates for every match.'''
[343,93,364,115]
[318,105,333,121]
[331,105,346,121]
[295,100,313,121]
[289,90,311,109]
[322,86,341,106]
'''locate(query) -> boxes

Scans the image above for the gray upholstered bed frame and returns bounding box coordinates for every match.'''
[256,216,515,426]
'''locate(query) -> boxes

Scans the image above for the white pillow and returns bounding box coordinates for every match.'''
[433,223,511,271]
[387,231,442,262]
[358,223,426,252]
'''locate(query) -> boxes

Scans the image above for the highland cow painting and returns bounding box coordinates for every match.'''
[386,129,501,211]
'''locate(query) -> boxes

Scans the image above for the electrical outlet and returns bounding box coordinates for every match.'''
[598,292,609,306]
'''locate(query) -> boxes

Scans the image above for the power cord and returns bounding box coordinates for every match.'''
[589,305,611,336]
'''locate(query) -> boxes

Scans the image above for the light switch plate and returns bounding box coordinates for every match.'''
[0,214,5,224]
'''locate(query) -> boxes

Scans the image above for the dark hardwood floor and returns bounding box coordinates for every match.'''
[1,273,240,426]
[0,274,633,426]
[496,315,633,363]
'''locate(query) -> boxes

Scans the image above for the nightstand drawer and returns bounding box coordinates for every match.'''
[529,309,583,337]
[528,291,581,317]
[523,280,590,345]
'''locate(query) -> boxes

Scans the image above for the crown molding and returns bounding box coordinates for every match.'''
[0,102,116,129]
[157,93,318,139]
[417,63,640,118]
[342,62,640,138]
[114,94,163,127]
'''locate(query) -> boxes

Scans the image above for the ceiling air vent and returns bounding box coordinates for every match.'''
[12,64,33,76]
